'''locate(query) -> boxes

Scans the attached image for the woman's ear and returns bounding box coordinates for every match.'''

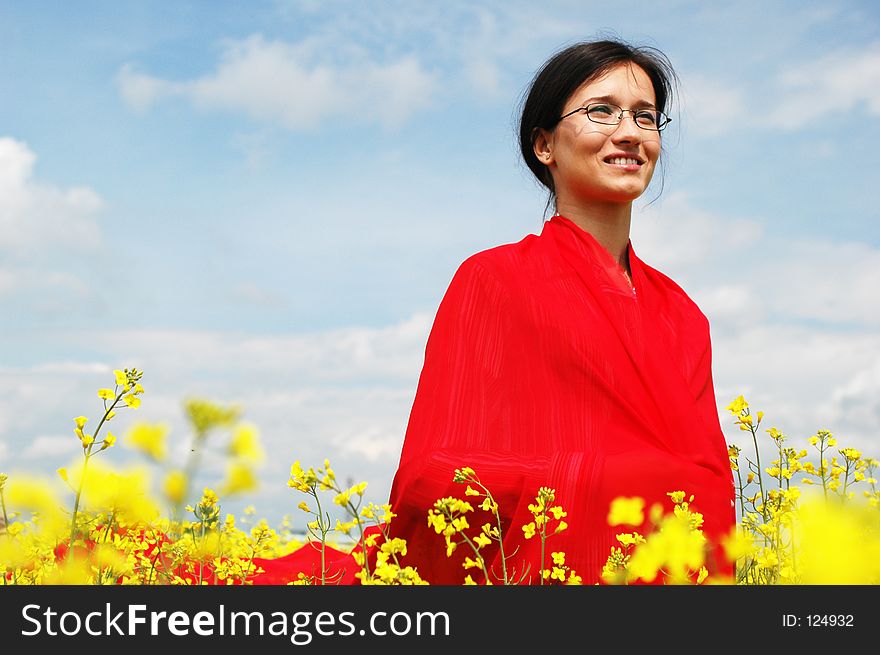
[532,128,554,166]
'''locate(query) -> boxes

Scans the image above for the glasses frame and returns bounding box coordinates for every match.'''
[554,102,671,132]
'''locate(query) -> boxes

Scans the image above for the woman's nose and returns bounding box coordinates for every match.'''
[611,113,642,142]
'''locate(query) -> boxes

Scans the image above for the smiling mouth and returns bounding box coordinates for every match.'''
[604,157,642,166]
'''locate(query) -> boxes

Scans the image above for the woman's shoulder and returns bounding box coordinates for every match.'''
[639,258,710,326]
[458,231,546,281]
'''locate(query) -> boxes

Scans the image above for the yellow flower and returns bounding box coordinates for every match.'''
[79,462,160,525]
[451,516,469,532]
[98,388,116,400]
[726,395,748,414]
[522,522,537,539]
[607,497,645,526]
[163,470,187,504]
[123,394,142,408]
[551,551,565,566]
[667,491,686,504]
[114,369,128,387]
[334,489,353,506]
[615,532,644,547]
[125,422,169,461]
[549,506,567,520]
[101,432,116,450]
[427,511,447,534]
[229,423,264,462]
[473,533,492,548]
[74,416,88,429]
[222,462,258,495]
[57,467,68,482]
[464,485,480,496]
[721,527,755,561]
[840,448,861,461]
[452,467,476,483]
[463,556,482,570]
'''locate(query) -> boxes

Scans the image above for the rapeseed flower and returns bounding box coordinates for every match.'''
[607,497,645,526]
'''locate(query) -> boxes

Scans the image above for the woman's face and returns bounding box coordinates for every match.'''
[536,62,661,207]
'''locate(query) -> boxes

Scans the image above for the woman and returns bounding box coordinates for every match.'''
[384,39,736,585]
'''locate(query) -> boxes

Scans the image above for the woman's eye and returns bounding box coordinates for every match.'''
[586,104,615,117]
[635,111,657,125]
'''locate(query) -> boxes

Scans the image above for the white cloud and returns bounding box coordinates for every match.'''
[115,63,180,112]
[22,435,78,460]
[0,138,105,316]
[228,282,286,308]
[633,192,880,329]
[691,284,759,331]
[0,137,103,255]
[0,268,14,295]
[825,357,880,441]
[630,192,878,457]
[756,238,880,326]
[679,73,749,137]
[30,362,111,375]
[767,42,880,130]
[118,34,436,131]
[0,312,433,521]
[632,191,764,272]
[714,325,879,456]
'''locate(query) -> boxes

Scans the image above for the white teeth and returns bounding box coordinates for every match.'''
[607,157,640,165]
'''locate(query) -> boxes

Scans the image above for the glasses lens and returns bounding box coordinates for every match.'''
[634,110,662,130]
[585,103,620,124]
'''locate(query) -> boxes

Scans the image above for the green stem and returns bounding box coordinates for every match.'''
[311,491,330,585]
[70,392,124,543]
[0,489,9,540]
[70,452,92,543]
[748,420,767,521]
[841,461,852,498]
[172,430,208,537]
[539,509,548,586]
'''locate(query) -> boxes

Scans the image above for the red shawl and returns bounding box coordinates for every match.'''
[385,215,735,584]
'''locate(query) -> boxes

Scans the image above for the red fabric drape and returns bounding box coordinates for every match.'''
[384,215,735,584]
[246,215,735,585]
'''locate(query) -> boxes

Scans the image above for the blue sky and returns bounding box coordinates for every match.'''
[1,0,878,526]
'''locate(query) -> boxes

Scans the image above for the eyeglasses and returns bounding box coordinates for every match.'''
[555,102,671,131]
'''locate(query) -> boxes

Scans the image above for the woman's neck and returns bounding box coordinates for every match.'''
[554,199,633,274]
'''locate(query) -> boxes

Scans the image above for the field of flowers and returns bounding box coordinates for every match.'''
[1,368,878,585]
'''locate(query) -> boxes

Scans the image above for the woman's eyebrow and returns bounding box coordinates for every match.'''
[582,95,657,109]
